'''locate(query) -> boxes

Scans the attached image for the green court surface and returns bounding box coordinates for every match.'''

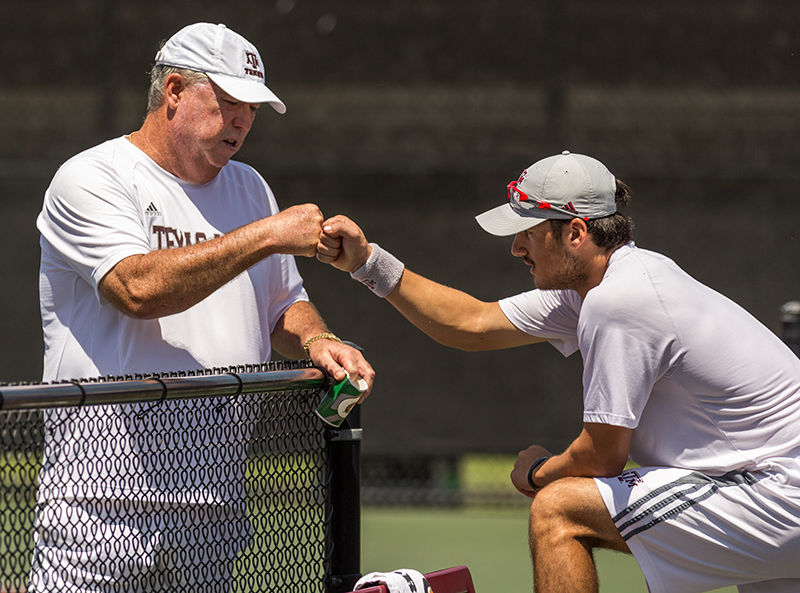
[362,506,738,593]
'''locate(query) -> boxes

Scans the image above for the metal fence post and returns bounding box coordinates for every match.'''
[781,300,800,358]
[325,406,363,593]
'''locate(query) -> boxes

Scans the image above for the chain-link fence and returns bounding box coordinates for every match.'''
[0,361,364,593]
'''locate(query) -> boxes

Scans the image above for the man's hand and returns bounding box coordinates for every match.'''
[511,444,552,498]
[272,301,374,399]
[267,204,325,257]
[317,215,372,272]
[306,338,375,400]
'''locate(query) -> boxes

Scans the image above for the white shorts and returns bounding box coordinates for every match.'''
[595,467,800,593]
[28,498,250,593]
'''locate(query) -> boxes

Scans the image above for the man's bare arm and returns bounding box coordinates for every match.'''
[100,204,323,319]
[511,423,634,497]
[386,268,544,351]
[317,215,543,352]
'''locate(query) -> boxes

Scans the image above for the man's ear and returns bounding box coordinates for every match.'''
[164,73,186,110]
[567,218,589,246]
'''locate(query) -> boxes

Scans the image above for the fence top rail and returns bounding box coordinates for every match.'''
[0,367,328,411]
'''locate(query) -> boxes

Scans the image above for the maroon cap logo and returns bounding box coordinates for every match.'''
[245,52,259,68]
[244,51,264,80]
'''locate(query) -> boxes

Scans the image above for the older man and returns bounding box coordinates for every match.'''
[317,151,800,593]
[34,23,372,592]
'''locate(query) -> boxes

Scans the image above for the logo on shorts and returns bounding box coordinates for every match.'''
[618,469,643,488]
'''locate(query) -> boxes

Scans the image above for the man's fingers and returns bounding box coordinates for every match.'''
[316,241,340,258]
[322,215,360,240]
[354,365,375,402]
[317,232,341,249]
[316,251,342,265]
[513,484,537,499]
[320,216,344,237]
[315,349,347,382]
[310,342,375,399]
[335,350,374,396]
[343,353,375,401]
[316,215,370,272]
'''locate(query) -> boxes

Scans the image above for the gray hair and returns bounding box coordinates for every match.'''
[146,64,209,112]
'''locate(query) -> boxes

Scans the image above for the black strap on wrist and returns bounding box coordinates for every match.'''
[526,456,550,490]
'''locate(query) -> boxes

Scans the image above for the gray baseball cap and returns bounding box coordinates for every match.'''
[475,151,617,236]
[155,22,286,114]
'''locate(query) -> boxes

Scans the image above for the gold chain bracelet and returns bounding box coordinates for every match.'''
[302,332,342,355]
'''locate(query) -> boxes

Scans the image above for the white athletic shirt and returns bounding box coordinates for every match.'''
[500,243,800,482]
[38,136,308,378]
[35,136,309,503]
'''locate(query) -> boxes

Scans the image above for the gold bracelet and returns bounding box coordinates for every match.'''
[303,332,342,354]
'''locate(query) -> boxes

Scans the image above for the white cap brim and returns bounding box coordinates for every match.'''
[475,203,549,236]
[207,72,286,114]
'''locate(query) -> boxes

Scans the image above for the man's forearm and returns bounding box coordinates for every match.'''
[100,224,275,318]
[534,424,633,487]
[317,216,542,351]
[100,205,322,319]
[270,301,332,360]
[385,269,543,351]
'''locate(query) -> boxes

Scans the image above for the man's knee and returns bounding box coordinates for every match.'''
[529,477,628,553]
[529,478,586,540]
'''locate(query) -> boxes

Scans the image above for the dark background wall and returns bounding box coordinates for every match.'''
[1,0,798,456]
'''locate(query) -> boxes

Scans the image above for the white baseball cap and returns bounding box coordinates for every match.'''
[155,22,286,114]
[475,151,617,236]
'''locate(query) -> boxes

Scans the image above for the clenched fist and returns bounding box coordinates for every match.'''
[511,444,552,498]
[267,204,325,257]
[316,215,371,272]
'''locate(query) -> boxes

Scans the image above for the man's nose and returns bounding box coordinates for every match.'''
[233,104,256,130]
[511,232,526,257]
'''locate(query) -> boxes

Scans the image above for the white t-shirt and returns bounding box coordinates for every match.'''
[36,136,309,503]
[500,243,800,481]
[38,136,308,378]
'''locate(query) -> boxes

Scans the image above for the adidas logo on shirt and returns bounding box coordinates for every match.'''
[145,202,161,216]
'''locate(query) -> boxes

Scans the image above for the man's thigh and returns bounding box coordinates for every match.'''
[594,467,800,593]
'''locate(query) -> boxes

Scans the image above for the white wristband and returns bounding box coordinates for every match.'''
[350,243,404,297]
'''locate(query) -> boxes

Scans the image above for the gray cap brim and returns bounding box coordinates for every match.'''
[475,203,549,236]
